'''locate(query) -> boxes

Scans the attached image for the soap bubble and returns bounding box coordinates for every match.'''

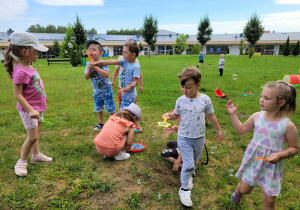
[82,49,87,55]
[210,146,217,154]
[228,169,234,176]
[232,74,238,80]
[70,36,76,42]
[68,42,73,48]
[65,50,68,54]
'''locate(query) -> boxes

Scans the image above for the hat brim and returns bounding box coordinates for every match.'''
[85,40,103,51]
[32,44,49,52]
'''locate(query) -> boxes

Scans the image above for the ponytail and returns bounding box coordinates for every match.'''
[3,44,26,79]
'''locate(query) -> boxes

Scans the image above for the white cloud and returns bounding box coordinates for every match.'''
[32,0,104,6]
[263,11,300,32]
[274,0,300,4]
[0,0,28,21]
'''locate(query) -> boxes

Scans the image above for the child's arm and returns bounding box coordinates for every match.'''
[226,100,257,135]
[139,72,143,93]
[206,113,223,142]
[13,84,40,118]
[162,112,179,121]
[267,121,299,164]
[92,65,109,78]
[92,59,120,66]
[116,77,139,96]
[125,128,134,152]
[111,66,120,89]
[173,153,182,172]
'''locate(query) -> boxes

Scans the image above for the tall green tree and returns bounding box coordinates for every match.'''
[283,36,290,56]
[73,15,87,49]
[292,40,299,56]
[70,42,81,67]
[141,14,159,57]
[60,24,75,58]
[243,13,264,49]
[172,34,189,54]
[51,39,60,57]
[239,39,246,55]
[196,14,213,50]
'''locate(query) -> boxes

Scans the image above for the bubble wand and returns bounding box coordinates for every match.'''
[39,117,55,125]
[87,49,91,62]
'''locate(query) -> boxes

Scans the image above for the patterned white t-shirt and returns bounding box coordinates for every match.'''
[174,94,214,138]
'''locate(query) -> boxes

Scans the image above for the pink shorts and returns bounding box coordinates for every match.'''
[95,140,126,157]
[19,110,43,130]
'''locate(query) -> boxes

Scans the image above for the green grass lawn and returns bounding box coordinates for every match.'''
[0,54,299,209]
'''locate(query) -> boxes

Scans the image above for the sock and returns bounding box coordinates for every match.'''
[32,153,41,158]
[136,127,141,129]
[18,159,27,163]
[181,188,188,191]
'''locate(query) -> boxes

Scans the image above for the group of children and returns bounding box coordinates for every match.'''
[197,51,225,77]
[4,31,299,209]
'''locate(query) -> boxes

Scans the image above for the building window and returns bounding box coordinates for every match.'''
[113,47,123,56]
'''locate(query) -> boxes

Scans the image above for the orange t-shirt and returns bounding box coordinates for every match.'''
[94,115,135,149]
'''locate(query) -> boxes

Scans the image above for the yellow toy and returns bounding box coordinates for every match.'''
[158,117,171,128]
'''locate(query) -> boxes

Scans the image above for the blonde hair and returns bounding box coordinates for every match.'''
[264,81,297,116]
[116,110,138,124]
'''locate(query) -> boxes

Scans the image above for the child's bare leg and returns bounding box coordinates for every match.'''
[31,122,42,155]
[262,190,276,210]
[232,180,254,204]
[237,180,254,194]
[97,111,104,123]
[20,127,39,160]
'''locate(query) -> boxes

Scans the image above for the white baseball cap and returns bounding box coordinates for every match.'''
[9,32,49,52]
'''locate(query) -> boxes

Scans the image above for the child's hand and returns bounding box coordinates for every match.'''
[162,113,169,120]
[29,110,40,119]
[139,86,144,93]
[266,153,281,164]
[226,100,239,115]
[173,161,182,172]
[91,61,101,66]
[117,88,125,96]
[216,130,223,142]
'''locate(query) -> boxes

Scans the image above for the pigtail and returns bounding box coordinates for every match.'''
[3,44,15,79]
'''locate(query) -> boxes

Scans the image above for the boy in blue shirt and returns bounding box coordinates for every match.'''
[84,40,116,130]
[92,42,140,110]
[197,51,204,68]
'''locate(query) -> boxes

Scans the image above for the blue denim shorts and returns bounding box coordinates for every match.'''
[93,88,116,113]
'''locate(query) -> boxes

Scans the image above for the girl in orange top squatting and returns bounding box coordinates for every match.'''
[94,103,141,161]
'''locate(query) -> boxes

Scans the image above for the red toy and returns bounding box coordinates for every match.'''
[215,87,229,98]
[131,143,146,152]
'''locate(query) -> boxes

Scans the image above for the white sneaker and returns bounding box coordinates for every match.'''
[188,176,193,190]
[178,188,192,207]
[114,151,130,161]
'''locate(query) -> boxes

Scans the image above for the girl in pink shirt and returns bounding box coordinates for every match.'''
[94,103,141,161]
[4,32,53,177]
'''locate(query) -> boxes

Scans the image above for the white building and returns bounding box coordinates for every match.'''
[1,29,299,60]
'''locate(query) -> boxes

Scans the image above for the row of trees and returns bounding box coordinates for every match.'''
[283,37,300,56]
[27,24,97,35]
[50,12,299,65]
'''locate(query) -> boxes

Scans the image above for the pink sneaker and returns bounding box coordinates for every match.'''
[15,161,28,177]
[31,153,53,163]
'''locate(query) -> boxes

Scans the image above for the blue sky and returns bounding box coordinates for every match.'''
[0,0,300,35]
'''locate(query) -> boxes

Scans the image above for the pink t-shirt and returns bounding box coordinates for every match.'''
[12,65,47,112]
